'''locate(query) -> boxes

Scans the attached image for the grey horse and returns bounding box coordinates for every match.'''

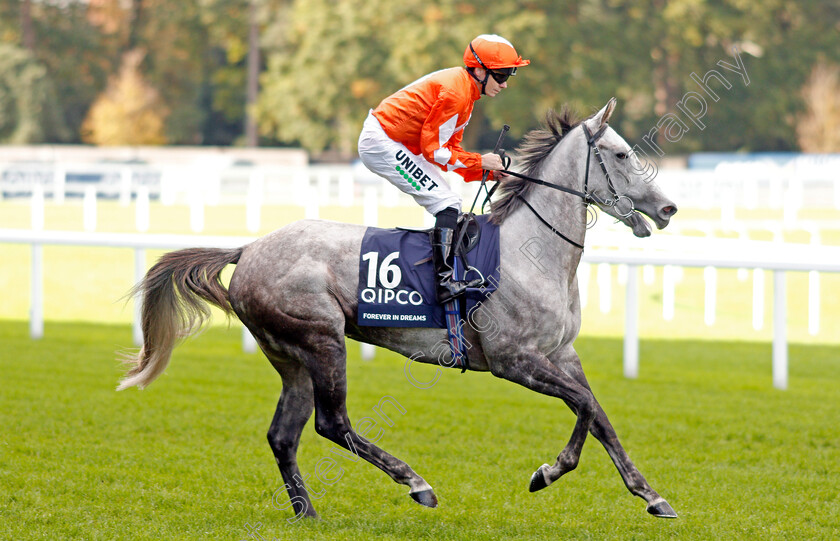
[117,98,679,519]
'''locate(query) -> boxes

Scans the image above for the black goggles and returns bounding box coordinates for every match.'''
[488,67,516,84]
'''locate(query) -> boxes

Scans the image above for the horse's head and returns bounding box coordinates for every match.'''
[581,98,677,237]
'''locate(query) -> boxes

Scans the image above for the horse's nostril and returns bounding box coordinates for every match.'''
[661,205,677,217]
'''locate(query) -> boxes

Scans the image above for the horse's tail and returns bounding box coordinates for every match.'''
[116,246,244,391]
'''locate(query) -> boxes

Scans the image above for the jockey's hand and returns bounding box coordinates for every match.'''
[493,170,511,181]
[481,152,505,171]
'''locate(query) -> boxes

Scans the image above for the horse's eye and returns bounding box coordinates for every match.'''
[616,152,628,160]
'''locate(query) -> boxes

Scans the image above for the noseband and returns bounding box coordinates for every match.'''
[491,122,636,250]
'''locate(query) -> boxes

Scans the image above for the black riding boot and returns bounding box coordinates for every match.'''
[431,226,467,304]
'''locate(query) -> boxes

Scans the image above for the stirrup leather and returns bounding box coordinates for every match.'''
[431,227,483,304]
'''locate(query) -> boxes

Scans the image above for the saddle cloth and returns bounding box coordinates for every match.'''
[357,214,500,328]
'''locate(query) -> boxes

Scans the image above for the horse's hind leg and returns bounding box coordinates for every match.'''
[264,359,319,519]
[304,340,438,508]
[564,359,677,518]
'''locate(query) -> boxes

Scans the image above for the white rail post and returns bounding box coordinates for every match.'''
[597,263,611,314]
[133,248,145,346]
[382,183,399,207]
[53,165,66,204]
[189,190,205,233]
[773,270,787,390]
[808,227,821,336]
[31,183,45,230]
[704,266,717,326]
[752,268,765,330]
[721,195,735,231]
[662,264,675,321]
[362,187,378,228]
[624,264,639,379]
[30,185,44,339]
[578,261,590,308]
[317,170,332,205]
[304,184,319,220]
[338,171,354,207]
[744,177,758,210]
[83,185,97,232]
[119,167,132,206]
[808,271,820,336]
[242,327,258,353]
[246,169,263,233]
[135,186,150,232]
[30,244,43,339]
[160,167,177,206]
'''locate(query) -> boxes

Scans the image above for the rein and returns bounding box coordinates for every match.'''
[486,122,635,250]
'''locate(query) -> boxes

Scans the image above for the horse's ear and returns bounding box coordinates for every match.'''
[594,97,617,127]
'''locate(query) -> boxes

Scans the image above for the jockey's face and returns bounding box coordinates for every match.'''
[476,68,508,97]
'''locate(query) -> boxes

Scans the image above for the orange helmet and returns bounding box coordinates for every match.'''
[463,34,530,71]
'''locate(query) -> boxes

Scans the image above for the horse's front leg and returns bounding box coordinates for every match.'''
[557,348,678,518]
[488,348,598,491]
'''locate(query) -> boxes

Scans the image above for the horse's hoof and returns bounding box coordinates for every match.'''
[647,500,678,518]
[409,488,438,508]
[528,464,550,492]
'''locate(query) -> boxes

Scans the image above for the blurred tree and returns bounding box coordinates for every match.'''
[0,43,69,143]
[257,0,555,155]
[20,0,34,50]
[737,0,840,151]
[1,0,839,152]
[81,49,168,145]
[128,0,144,50]
[258,0,399,154]
[244,0,260,146]
[797,61,840,153]
[0,0,118,143]
[133,0,253,144]
[130,1,211,143]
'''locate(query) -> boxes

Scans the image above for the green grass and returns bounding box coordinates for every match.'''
[1,321,839,540]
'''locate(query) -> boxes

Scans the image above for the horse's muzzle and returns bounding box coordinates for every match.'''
[655,202,678,228]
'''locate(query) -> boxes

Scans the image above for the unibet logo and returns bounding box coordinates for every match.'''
[394,150,440,191]
[395,165,421,191]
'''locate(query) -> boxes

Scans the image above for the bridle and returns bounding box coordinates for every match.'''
[483,122,637,250]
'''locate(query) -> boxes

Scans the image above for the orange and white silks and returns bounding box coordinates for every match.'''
[371,67,488,183]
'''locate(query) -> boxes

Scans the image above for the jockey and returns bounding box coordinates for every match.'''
[358,34,529,303]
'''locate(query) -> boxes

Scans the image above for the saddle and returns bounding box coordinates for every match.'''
[397,212,482,258]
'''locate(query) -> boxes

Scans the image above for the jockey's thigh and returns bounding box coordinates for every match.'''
[358,112,462,216]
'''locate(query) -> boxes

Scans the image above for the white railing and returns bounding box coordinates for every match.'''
[581,242,840,390]
[0,229,256,351]
[3,160,840,214]
[2,229,838,390]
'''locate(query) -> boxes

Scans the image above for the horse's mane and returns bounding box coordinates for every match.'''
[489,106,582,224]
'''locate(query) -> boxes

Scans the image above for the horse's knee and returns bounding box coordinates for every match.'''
[578,392,597,424]
[313,414,350,444]
[267,430,297,466]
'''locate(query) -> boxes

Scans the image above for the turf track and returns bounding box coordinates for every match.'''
[1,321,838,540]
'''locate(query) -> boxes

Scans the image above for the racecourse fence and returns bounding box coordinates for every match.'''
[2,155,839,390]
[1,228,838,391]
[2,155,840,234]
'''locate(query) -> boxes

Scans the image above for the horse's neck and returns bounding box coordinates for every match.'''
[504,143,588,278]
